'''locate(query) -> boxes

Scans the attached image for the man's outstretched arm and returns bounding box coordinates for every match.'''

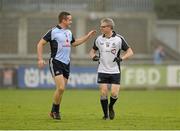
[72,30,96,47]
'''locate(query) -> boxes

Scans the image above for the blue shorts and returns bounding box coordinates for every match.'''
[97,73,120,84]
[49,58,70,79]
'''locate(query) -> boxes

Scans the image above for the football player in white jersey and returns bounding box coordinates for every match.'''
[89,18,133,120]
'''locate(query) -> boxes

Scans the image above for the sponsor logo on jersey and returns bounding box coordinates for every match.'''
[106,42,110,47]
[62,43,71,47]
[111,49,116,54]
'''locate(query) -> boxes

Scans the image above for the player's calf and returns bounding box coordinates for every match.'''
[109,105,115,120]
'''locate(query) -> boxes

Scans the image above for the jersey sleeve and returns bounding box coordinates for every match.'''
[121,37,129,51]
[93,38,98,50]
[71,34,75,44]
[42,30,52,42]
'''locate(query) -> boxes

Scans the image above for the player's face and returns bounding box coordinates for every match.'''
[64,15,72,28]
[100,22,112,34]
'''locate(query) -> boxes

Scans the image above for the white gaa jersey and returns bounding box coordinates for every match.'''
[93,31,129,74]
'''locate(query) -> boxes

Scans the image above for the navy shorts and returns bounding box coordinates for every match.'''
[49,58,70,79]
[97,73,121,84]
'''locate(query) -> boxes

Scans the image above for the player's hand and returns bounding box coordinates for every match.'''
[87,30,96,38]
[92,55,99,61]
[113,57,122,63]
[38,59,46,68]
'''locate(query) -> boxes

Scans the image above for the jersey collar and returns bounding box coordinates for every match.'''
[103,31,116,38]
[56,25,62,29]
[112,31,116,37]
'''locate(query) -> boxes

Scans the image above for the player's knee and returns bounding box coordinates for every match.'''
[101,88,108,94]
[111,93,118,99]
[57,86,65,93]
[101,90,108,96]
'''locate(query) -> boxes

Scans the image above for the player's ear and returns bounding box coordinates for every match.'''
[62,19,67,23]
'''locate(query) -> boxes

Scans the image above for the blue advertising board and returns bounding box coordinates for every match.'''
[18,66,98,89]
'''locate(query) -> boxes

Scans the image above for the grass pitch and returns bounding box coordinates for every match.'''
[0,89,180,130]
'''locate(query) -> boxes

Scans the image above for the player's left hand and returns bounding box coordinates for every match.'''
[113,57,122,63]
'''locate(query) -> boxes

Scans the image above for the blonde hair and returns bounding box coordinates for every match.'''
[101,18,115,29]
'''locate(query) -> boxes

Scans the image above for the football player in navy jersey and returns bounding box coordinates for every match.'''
[37,11,96,120]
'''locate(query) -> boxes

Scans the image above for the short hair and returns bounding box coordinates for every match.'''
[100,18,115,29]
[58,11,71,23]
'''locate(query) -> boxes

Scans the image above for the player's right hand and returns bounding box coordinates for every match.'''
[92,55,100,61]
[38,59,46,68]
[113,57,122,63]
[87,30,96,38]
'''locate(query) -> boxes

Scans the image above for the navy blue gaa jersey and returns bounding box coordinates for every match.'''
[43,25,75,64]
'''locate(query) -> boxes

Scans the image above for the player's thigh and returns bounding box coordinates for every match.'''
[111,84,120,96]
[99,84,108,95]
[54,75,65,89]
[64,77,68,85]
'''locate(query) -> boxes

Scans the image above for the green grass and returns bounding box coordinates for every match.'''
[0,89,180,130]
